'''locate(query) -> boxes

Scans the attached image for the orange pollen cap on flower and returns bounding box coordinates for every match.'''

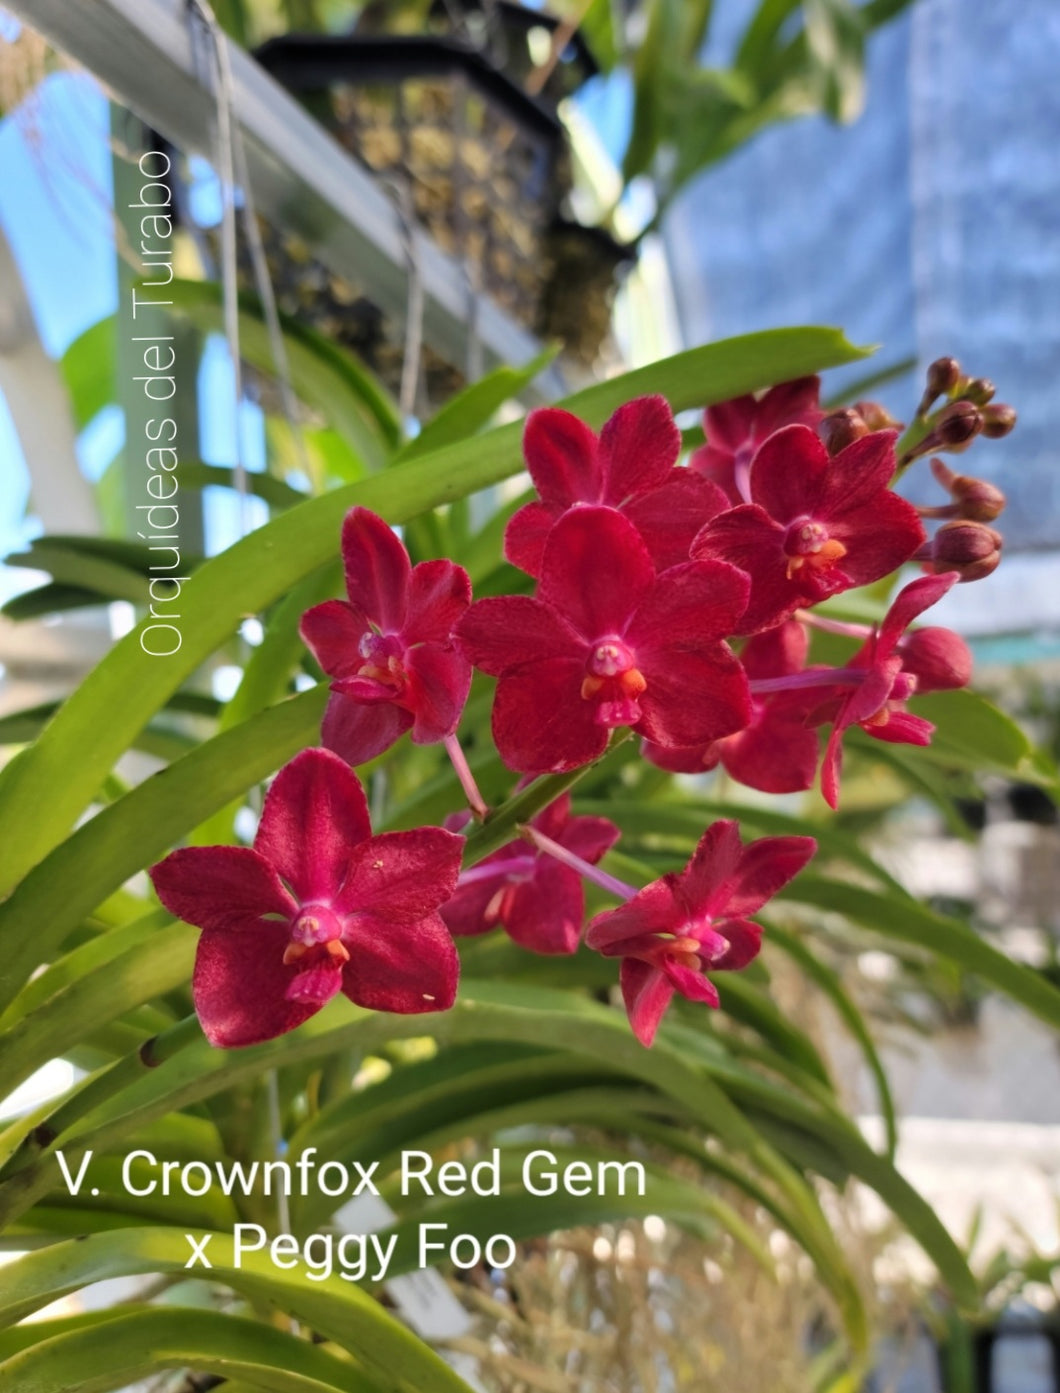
[358,653,406,688]
[670,948,703,972]
[668,935,702,956]
[284,938,348,966]
[786,537,848,580]
[862,705,892,730]
[581,667,647,701]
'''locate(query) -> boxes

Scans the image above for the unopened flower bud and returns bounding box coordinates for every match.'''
[818,408,869,455]
[901,400,984,467]
[961,377,996,406]
[928,458,1006,521]
[928,357,961,396]
[899,626,973,692]
[855,400,905,432]
[921,520,1002,581]
[936,400,983,447]
[981,402,1017,438]
[917,356,961,415]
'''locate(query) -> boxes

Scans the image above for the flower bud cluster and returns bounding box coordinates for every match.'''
[911,356,1016,453]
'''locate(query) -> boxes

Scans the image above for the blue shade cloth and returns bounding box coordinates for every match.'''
[665,0,1060,554]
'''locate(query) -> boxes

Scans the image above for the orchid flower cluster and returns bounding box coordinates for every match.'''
[151,359,1014,1050]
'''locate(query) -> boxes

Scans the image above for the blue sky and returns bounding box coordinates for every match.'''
[0,72,116,589]
[0,65,259,598]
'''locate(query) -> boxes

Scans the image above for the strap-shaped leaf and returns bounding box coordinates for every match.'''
[0,1239,470,1392]
[783,875,1060,1029]
[0,1307,379,1391]
[0,688,325,1017]
[767,922,898,1159]
[0,913,194,1096]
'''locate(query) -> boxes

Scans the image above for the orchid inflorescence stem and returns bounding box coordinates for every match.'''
[520,823,638,903]
[443,732,488,820]
[748,667,864,696]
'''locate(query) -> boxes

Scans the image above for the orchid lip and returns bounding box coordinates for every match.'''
[285,964,344,1006]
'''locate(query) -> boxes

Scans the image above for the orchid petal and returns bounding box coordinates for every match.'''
[321,691,412,766]
[151,846,295,934]
[628,560,750,650]
[341,507,411,631]
[620,959,675,1047]
[621,471,729,572]
[404,643,472,744]
[726,835,817,916]
[299,600,369,679]
[503,500,557,578]
[503,861,585,955]
[193,923,318,1048]
[492,658,608,773]
[816,430,898,513]
[341,912,459,1014]
[538,507,654,643]
[636,645,751,750]
[523,407,601,506]
[585,878,682,953]
[710,916,765,971]
[255,747,370,902]
[721,714,819,795]
[661,958,721,1006]
[879,572,960,654]
[600,395,680,500]
[403,559,471,643]
[456,595,583,675]
[750,424,831,520]
[337,827,463,921]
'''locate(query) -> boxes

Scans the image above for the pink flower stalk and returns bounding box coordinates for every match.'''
[805,572,972,807]
[691,425,925,634]
[441,794,621,954]
[457,506,752,774]
[504,396,728,577]
[689,376,823,504]
[150,748,462,1047]
[586,820,816,1047]
[301,507,472,766]
[643,622,820,794]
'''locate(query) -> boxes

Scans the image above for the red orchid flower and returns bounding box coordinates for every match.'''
[504,396,728,577]
[457,506,752,774]
[300,507,472,766]
[689,376,822,505]
[586,820,816,1047]
[643,621,819,794]
[441,794,620,954]
[809,572,971,807]
[150,748,462,1047]
[691,425,925,634]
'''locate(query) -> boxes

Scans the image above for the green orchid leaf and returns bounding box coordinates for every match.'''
[0,1234,472,1392]
[783,876,1060,1029]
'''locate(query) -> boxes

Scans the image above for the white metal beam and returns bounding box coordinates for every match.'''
[0,222,99,533]
[4,0,567,401]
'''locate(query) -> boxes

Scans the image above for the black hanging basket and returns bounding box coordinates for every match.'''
[243,5,630,401]
[255,29,573,325]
